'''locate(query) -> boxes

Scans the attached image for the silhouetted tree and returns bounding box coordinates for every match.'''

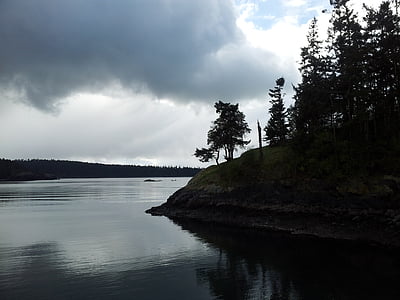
[363,1,400,139]
[285,0,400,174]
[265,77,288,145]
[194,147,219,165]
[195,101,251,164]
[292,18,333,141]
[327,0,366,140]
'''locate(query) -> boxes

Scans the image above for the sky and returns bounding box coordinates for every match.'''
[0,0,383,167]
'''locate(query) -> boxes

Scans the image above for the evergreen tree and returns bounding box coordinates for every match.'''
[265,77,288,145]
[293,18,332,140]
[327,0,365,139]
[283,0,400,174]
[195,101,251,164]
[194,147,217,164]
[363,1,400,139]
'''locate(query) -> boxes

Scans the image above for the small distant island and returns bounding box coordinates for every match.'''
[148,1,400,248]
[0,159,201,181]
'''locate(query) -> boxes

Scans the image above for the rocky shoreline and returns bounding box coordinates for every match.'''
[146,179,400,248]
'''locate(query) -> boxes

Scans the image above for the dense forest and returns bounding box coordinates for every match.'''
[0,159,201,180]
[265,0,400,177]
[291,0,399,141]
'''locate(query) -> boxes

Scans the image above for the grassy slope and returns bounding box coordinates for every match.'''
[188,144,400,197]
[188,146,295,189]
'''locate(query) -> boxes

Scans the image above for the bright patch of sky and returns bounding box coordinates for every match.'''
[236,0,325,29]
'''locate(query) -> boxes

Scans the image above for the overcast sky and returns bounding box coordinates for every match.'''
[0,0,382,167]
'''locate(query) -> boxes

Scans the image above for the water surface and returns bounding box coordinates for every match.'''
[0,178,399,299]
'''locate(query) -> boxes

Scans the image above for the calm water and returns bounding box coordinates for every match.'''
[0,178,399,300]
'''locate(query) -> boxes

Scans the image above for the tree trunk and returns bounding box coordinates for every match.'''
[215,150,220,165]
[258,120,263,158]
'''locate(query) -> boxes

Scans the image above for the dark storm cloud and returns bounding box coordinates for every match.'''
[0,0,283,109]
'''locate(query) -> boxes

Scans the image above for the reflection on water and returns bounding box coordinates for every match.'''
[175,219,400,300]
[0,178,399,299]
[0,242,213,300]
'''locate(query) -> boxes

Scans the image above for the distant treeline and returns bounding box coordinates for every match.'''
[0,159,25,179]
[0,159,57,181]
[15,159,201,179]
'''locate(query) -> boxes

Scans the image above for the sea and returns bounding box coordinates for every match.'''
[0,178,399,299]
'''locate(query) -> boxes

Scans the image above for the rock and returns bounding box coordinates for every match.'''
[146,181,400,248]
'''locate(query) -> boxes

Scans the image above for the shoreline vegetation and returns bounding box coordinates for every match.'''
[0,159,201,181]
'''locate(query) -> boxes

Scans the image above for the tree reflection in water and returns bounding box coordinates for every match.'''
[1,219,399,300]
[173,218,400,300]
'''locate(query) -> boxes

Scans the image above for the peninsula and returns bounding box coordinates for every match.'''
[148,1,400,248]
[147,146,400,248]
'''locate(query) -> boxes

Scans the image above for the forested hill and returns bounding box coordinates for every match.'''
[0,159,57,181]
[15,159,201,179]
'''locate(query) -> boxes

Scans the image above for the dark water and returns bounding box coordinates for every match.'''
[0,178,399,299]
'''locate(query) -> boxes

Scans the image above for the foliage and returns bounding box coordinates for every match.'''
[288,0,400,170]
[194,148,215,163]
[264,77,288,145]
[292,18,332,139]
[195,101,251,164]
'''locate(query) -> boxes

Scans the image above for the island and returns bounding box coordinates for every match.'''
[148,2,400,249]
[147,146,400,248]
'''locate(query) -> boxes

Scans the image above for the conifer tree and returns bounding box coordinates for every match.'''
[293,18,331,139]
[364,1,400,138]
[195,101,251,164]
[286,0,400,162]
[327,0,365,138]
[265,77,288,145]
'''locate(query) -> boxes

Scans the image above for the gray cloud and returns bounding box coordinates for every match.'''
[0,0,289,110]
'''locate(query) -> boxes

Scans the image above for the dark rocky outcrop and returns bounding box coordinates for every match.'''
[147,177,400,248]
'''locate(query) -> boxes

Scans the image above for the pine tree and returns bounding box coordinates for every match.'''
[327,0,365,139]
[364,1,400,139]
[293,18,331,140]
[264,77,288,145]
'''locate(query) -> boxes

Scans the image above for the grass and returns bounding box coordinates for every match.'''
[188,140,400,192]
[188,146,296,189]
